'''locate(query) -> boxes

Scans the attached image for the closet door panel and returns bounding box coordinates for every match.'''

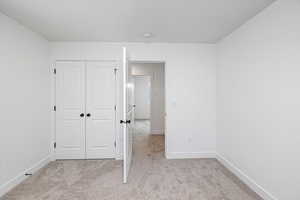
[55,61,86,159]
[86,62,116,159]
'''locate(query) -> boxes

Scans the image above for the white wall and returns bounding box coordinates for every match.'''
[217,1,300,200]
[0,13,51,196]
[134,76,151,120]
[132,63,165,135]
[51,43,217,159]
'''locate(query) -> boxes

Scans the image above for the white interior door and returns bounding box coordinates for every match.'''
[55,61,86,159]
[123,47,134,183]
[86,62,116,159]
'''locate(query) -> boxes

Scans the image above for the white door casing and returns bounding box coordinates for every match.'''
[55,61,86,159]
[86,62,116,159]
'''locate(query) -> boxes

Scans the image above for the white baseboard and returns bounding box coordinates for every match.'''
[166,151,216,159]
[216,154,278,200]
[0,155,51,197]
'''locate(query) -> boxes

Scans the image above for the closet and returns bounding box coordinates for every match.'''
[55,61,117,159]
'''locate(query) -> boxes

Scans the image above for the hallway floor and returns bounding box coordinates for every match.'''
[2,120,262,200]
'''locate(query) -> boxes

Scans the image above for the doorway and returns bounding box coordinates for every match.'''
[130,61,166,161]
[122,48,166,183]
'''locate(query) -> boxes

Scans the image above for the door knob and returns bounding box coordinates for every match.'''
[120,120,131,124]
[80,113,84,117]
[87,113,91,117]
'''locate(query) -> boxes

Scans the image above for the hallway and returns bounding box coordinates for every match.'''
[3,120,262,200]
[132,119,165,163]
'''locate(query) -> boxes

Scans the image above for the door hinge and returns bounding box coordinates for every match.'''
[54,142,56,149]
[53,68,56,74]
[114,105,116,111]
[114,68,117,75]
[53,105,56,111]
[114,141,116,148]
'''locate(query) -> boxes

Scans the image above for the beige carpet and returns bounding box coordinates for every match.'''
[2,120,262,200]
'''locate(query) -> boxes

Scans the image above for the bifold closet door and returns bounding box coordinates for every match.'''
[55,62,86,159]
[85,62,116,159]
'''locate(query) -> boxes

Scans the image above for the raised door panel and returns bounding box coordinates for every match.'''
[86,62,116,159]
[55,61,85,159]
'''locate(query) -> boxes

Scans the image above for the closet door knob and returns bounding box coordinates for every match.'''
[80,113,85,117]
[87,113,91,117]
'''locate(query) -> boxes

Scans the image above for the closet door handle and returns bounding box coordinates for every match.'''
[120,120,131,124]
[86,113,91,117]
[80,113,85,117]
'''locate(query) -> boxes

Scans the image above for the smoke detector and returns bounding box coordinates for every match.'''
[143,32,153,38]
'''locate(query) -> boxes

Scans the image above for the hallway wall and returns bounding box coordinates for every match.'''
[134,76,151,120]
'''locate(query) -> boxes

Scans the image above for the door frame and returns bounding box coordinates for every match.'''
[51,60,120,160]
[128,60,167,158]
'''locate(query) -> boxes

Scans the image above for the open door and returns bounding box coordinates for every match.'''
[122,47,134,183]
